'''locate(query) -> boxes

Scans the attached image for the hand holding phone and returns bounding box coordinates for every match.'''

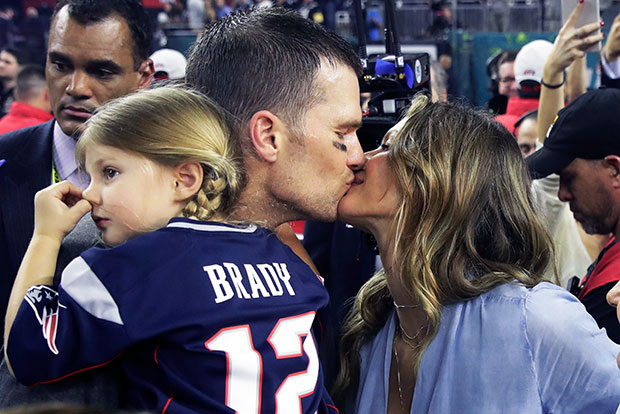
[561,0,602,53]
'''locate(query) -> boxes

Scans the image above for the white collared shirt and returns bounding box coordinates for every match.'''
[52,121,90,189]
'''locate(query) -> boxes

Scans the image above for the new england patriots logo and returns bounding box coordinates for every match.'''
[24,285,66,355]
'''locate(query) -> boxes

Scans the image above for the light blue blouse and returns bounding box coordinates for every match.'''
[354,282,620,413]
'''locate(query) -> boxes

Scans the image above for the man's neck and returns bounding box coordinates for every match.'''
[232,186,297,231]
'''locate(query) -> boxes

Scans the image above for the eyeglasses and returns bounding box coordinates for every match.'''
[499,77,516,84]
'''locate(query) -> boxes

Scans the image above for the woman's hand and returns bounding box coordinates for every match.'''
[33,181,92,242]
[603,12,620,63]
[544,1,604,83]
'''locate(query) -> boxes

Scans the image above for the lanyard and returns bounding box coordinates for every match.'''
[52,159,61,184]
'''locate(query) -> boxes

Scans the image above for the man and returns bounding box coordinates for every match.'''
[527,87,620,343]
[495,39,553,131]
[0,47,23,117]
[0,0,153,407]
[185,7,365,412]
[0,65,53,134]
[497,50,518,98]
[186,7,365,228]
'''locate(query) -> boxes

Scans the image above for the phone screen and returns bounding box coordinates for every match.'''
[561,0,601,52]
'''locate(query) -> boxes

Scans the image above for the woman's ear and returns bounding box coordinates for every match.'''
[173,161,203,201]
[248,110,288,163]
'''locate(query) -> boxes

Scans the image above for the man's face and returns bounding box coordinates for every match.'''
[0,51,19,83]
[272,63,365,222]
[498,61,517,98]
[516,117,537,157]
[558,158,616,235]
[46,6,152,137]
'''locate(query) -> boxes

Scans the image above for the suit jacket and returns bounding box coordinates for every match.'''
[0,120,121,409]
[303,220,378,391]
[0,120,56,336]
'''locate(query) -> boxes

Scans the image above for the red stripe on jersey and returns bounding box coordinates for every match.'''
[154,344,160,365]
[32,352,122,386]
[162,395,173,413]
[327,403,340,413]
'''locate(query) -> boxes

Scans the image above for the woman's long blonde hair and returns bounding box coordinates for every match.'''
[75,85,244,221]
[334,95,554,404]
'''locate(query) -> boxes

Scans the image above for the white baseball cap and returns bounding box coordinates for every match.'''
[514,39,553,85]
[150,48,187,81]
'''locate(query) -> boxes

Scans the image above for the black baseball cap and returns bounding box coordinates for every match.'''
[526,87,620,179]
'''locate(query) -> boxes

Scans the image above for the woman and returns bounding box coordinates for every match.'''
[334,95,620,413]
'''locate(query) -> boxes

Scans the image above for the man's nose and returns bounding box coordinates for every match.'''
[66,71,92,99]
[557,184,572,202]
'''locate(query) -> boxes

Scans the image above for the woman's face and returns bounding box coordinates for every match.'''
[337,122,403,234]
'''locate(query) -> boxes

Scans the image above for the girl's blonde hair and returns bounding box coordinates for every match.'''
[76,86,243,221]
[334,94,555,404]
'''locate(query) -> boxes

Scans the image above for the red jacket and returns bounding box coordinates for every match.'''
[578,236,620,299]
[494,96,540,134]
[0,101,53,135]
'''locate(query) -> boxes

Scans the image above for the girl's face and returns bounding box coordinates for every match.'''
[337,124,402,235]
[82,144,184,246]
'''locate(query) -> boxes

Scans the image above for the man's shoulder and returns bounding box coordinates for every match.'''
[0,120,55,168]
[0,120,55,152]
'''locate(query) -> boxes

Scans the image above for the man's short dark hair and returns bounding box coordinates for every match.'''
[497,50,518,68]
[1,47,27,65]
[52,0,152,69]
[15,65,46,102]
[186,7,361,134]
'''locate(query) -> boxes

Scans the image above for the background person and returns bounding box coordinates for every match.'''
[0,0,154,342]
[527,87,620,344]
[512,110,591,288]
[0,47,24,117]
[0,0,154,409]
[0,65,52,134]
[497,49,518,99]
[494,39,552,131]
[334,95,620,413]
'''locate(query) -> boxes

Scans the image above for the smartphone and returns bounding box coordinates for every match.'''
[561,0,601,53]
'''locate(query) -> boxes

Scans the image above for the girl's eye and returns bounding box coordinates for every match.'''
[103,168,119,180]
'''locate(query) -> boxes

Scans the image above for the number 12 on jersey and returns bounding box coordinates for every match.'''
[205,312,319,414]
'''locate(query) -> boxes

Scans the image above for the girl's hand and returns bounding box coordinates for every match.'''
[544,1,604,80]
[33,181,92,241]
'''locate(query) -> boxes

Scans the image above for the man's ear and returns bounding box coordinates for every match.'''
[137,59,155,90]
[173,161,203,201]
[604,155,620,188]
[248,110,288,163]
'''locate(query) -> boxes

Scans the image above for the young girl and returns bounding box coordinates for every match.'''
[4,86,335,414]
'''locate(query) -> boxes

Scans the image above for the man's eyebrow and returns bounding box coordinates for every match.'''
[48,52,124,74]
[48,51,71,62]
[85,60,124,74]
[341,120,363,130]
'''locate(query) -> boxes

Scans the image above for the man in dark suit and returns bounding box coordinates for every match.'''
[0,0,153,408]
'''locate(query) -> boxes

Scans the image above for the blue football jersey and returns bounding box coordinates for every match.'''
[8,218,337,414]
